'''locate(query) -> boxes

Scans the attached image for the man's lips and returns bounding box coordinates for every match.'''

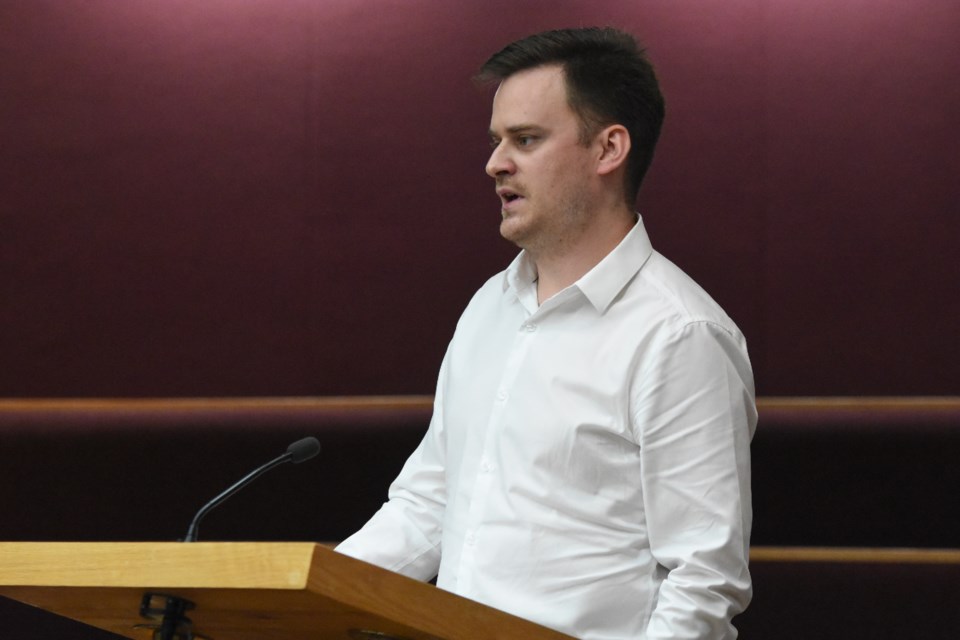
[496,187,525,207]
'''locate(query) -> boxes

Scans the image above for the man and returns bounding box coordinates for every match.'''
[337,27,756,639]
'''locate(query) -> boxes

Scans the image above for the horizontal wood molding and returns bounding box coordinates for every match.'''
[750,546,960,564]
[2,396,957,414]
[757,396,960,412]
[0,396,436,413]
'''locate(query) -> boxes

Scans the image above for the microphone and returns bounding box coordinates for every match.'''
[183,436,321,542]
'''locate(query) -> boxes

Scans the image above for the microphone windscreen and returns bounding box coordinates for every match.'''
[287,436,321,463]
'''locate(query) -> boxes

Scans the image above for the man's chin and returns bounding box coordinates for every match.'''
[499,217,527,246]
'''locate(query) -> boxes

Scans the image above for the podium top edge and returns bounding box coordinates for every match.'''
[0,541,320,589]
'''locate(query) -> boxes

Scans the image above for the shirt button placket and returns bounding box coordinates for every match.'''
[457,315,539,595]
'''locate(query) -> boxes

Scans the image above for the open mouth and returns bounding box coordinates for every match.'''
[498,188,524,205]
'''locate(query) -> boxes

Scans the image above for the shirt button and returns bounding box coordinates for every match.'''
[520,323,537,332]
[465,532,477,546]
[481,458,493,472]
[496,388,508,401]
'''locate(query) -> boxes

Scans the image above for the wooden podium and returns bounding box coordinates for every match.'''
[0,542,573,640]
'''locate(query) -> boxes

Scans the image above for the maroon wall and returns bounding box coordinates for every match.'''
[2,0,958,397]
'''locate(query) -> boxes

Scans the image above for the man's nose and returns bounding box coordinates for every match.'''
[485,143,514,178]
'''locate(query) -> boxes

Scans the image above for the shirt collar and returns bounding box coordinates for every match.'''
[503,216,654,314]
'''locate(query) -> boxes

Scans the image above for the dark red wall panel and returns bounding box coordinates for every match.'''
[2,0,958,396]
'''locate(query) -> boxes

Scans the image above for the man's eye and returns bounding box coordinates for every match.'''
[517,136,534,146]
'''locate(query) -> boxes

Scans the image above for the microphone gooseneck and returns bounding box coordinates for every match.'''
[183,436,321,542]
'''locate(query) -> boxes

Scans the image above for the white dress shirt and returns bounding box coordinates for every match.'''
[337,217,756,639]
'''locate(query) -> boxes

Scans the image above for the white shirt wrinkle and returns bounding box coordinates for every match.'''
[337,217,756,640]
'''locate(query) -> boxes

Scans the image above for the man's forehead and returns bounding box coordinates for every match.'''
[489,65,571,130]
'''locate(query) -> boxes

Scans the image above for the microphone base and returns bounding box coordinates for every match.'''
[135,592,209,640]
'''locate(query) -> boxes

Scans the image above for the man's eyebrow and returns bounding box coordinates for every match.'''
[488,124,547,138]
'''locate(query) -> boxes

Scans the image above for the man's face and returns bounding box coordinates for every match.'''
[486,65,599,256]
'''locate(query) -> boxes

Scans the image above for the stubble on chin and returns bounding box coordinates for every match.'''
[498,185,594,256]
[499,212,528,249]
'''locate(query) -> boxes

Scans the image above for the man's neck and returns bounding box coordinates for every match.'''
[532,209,636,305]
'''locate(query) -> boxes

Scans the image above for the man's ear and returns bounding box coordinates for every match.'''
[595,124,631,177]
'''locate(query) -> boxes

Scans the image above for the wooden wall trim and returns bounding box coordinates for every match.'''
[758,396,960,411]
[0,396,957,414]
[0,396,436,413]
[750,546,960,564]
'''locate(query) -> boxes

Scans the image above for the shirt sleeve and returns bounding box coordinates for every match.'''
[632,319,756,639]
[334,352,450,581]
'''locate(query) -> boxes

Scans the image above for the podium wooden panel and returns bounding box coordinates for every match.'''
[0,542,573,640]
